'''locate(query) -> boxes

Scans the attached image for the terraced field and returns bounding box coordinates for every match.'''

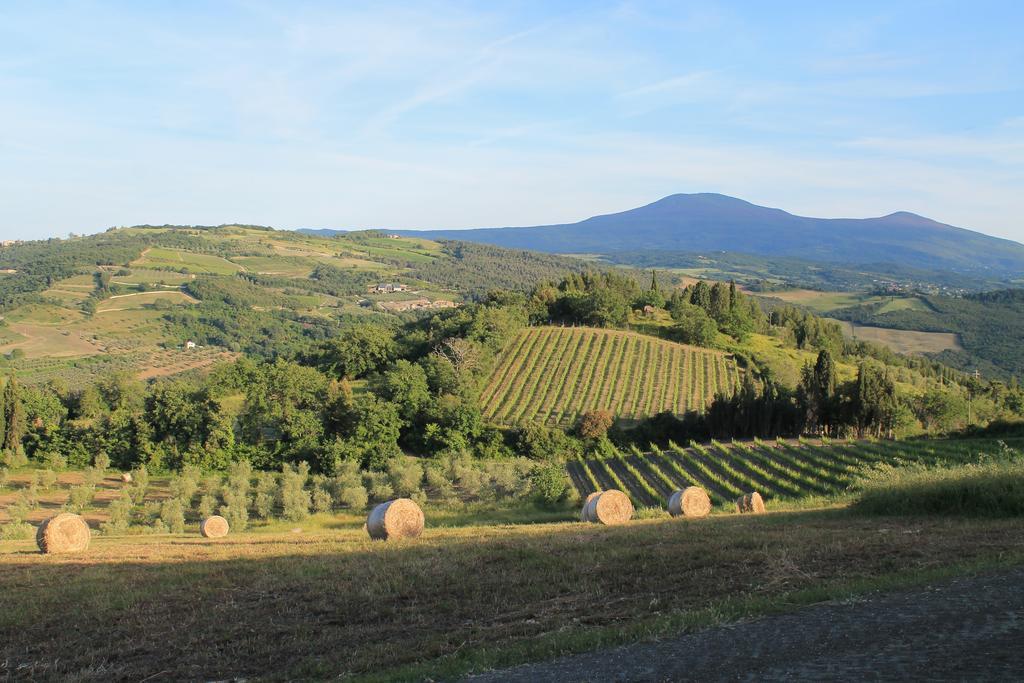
[482,326,743,426]
[566,437,1024,509]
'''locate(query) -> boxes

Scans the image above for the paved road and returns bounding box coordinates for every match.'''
[468,568,1024,682]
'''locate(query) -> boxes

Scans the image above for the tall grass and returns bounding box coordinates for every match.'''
[853,454,1024,517]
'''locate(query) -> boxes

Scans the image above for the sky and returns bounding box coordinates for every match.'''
[1,1,1022,242]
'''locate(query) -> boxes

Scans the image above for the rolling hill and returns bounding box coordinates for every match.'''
[481,326,742,427]
[398,193,1024,275]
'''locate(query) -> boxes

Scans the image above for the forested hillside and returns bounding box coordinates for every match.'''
[827,289,1024,380]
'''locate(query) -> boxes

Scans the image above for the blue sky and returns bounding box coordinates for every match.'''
[2,1,1022,242]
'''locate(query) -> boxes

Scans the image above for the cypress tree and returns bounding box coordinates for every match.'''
[2,377,25,452]
[0,377,7,447]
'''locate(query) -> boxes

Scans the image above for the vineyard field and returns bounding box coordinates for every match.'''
[567,437,1024,509]
[482,326,742,426]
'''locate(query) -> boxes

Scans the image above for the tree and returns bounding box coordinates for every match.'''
[577,410,614,440]
[798,350,838,436]
[315,325,396,379]
[916,388,967,432]
[2,376,25,452]
[372,360,430,423]
[669,302,718,347]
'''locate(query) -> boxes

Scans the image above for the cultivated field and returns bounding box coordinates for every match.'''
[2,509,1022,680]
[829,319,963,355]
[568,437,1024,509]
[482,326,742,426]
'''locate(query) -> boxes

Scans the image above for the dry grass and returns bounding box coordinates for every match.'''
[2,510,1024,680]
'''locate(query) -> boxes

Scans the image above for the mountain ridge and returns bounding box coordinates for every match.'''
[373,193,1024,274]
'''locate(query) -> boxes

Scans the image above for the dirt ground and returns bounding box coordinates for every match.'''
[470,566,1024,681]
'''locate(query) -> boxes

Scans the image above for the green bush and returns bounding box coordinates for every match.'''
[853,457,1024,517]
[128,465,150,504]
[387,457,424,498]
[253,472,277,518]
[41,451,67,471]
[66,485,96,513]
[0,521,34,540]
[279,463,311,522]
[39,469,58,490]
[93,452,111,472]
[3,448,28,468]
[7,494,31,523]
[161,497,186,533]
[531,463,575,509]
[101,492,133,535]
[197,493,217,519]
[337,484,369,510]
[363,471,394,503]
[312,487,333,514]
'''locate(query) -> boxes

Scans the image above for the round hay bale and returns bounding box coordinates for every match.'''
[36,513,91,554]
[584,489,633,525]
[366,498,424,540]
[120,472,132,483]
[581,491,602,522]
[736,492,766,514]
[668,486,712,518]
[200,515,230,538]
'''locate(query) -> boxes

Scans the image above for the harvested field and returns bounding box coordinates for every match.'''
[2,511,1023,680]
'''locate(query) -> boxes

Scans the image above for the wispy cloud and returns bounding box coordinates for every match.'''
[616,70,719,99]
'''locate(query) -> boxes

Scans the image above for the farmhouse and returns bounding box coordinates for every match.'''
[373,282,410,293]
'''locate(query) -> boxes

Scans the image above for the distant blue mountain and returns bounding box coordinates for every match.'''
[392,193,1024,274]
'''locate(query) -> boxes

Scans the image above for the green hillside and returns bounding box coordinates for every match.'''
[0,226,591,386]
[482,326,742,426]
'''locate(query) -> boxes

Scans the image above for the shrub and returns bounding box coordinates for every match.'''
[7,494,31,523]
[312,486,333,514]
[128,465,150,504]
[451,458,488,500]
[39,469,58,490]
[387,458,424,498]
[24,472,40,506]
[161,497,186,533]
[531,463,575,509]
[170,466,201,505]
[66,485,96,513]
[424,464,456,501]
[41,451,67,471]
[219,501,248,532]
[150,519,170,534]
[0,467,7,489]
[197,494,217,519]
[93,452,111,471]
[101,492,133,535]
[83,466,105,487]
[0,521,34,540]
[853,458,1024,517]
[253,472,277,519]
[337,484,369,510]
[279,464,310,522]
[3,448,28,468]
[363,471,394,503]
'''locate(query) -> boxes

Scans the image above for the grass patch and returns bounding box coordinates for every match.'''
[853,457,1024,517]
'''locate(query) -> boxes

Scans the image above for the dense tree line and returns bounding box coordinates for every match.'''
[412,241,595,296]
